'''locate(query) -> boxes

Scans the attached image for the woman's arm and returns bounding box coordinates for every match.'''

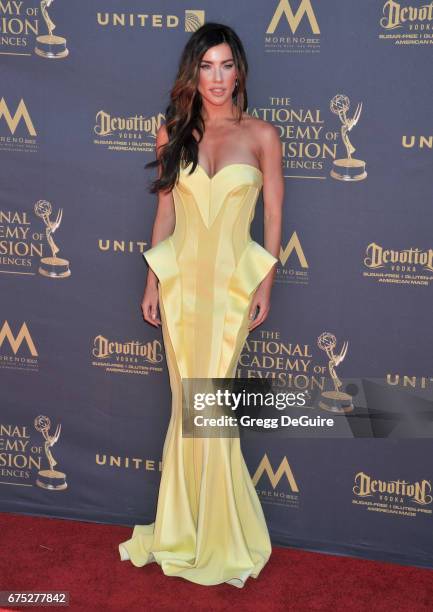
[141,124,176,326]
[248,121,283,331]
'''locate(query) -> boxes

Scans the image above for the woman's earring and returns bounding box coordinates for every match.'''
[233,78,239,98]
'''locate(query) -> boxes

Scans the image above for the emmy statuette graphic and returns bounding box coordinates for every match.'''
[34,199,71,278]
[34,0,69,59]
[330,94,367,181]
[317,332,354,413]
[34,415,68,490]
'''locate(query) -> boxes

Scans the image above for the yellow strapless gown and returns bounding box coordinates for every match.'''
[118,162,278,587]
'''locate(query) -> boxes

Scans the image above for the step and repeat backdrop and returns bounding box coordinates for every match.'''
[1,1,433,568]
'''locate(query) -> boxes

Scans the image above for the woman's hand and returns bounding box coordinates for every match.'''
[248,282,272,331]
[141,281,161,327]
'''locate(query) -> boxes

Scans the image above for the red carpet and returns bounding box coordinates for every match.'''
[0,512,432,611]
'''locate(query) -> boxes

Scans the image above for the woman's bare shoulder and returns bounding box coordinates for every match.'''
[242,114,280,160]
[242,114,279,139]
[156,123,169,146]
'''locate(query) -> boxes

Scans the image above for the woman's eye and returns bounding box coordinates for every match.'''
[200,64,233,70]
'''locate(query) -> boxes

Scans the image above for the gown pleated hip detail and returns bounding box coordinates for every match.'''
[119,161,278,587]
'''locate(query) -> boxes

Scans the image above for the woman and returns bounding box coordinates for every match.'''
[119,22,283,588]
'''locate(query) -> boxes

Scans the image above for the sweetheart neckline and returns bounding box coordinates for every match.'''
[182,162,263,181]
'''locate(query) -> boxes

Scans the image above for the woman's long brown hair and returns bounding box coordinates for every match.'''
[146,22,249,194]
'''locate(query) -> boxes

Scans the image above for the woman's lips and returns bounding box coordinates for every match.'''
[210,88,226,96]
